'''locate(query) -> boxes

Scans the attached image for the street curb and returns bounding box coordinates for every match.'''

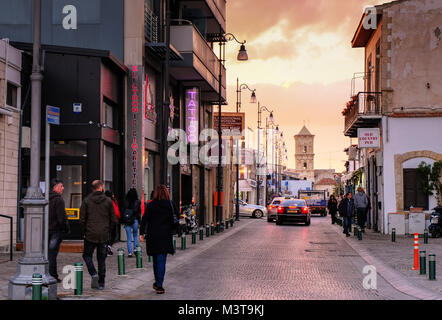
[59,218,256,300]
[335,225,442,300]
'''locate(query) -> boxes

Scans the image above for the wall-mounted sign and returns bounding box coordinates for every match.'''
[213,112,245,138]
[185,88,199,145]
[358,128,380,148]
[73,103,82,114]
[47,105,60,125]
[66,208,80,220]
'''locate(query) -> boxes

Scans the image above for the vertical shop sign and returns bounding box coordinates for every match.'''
[185,88,199,145]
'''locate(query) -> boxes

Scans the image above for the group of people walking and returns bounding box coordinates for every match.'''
[327,187,371,237]
[48,179,179,295]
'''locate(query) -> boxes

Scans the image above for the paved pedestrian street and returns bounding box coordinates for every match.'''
[3,216,442,300]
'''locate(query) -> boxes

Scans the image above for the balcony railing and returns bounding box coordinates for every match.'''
[343,92,382,137]
[145,7,158,43]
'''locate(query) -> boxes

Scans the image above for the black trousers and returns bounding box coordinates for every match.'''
[357,208,367,230]
[82,239,107,285]
[330,210,337,224]
[48,232,63,279]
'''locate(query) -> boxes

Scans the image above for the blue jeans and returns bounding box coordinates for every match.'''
[343,216,353,235]
[153,254,167,288]
[48,232,63,279]
[124,220,139,255]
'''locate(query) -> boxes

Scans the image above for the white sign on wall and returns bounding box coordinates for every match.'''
[358,128,380,148]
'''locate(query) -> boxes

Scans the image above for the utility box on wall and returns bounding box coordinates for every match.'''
[388,213,405,235]
[409,213,426,235]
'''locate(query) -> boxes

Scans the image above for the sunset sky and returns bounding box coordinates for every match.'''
[222,0,385,172]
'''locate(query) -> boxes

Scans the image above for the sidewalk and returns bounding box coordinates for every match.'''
[334,222,442,300]
[0,218,254,300]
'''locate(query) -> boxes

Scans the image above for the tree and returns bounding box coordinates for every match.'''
[418,161,442,207]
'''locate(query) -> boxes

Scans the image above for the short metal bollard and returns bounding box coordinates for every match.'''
[226,219,229,230]
[117,248,125,275]
[216,221,221,233]
[192,229,197,244]
[136,245,143,268]
[358,227,362,241]
[148,255,153,263]
[424,229,429,244]
[206,224,210,237]
[32,273,43,300]
[429,254,436,280]
[392,228,396,242]
[419,251,426,275]
[230,218,234,227]
[211,223,215,235]
[74,263,83,295]
[173,235,177,251]
[181,233,186,250]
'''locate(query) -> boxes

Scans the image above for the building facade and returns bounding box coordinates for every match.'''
[0,40,21,250]
[342,0,442,234]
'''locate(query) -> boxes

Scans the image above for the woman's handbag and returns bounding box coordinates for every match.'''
[169,201,180,234]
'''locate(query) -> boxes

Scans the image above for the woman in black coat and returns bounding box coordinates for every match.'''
[139,185,178,294]
[327,195,338,225]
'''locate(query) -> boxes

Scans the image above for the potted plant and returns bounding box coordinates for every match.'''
[418,161,442,213]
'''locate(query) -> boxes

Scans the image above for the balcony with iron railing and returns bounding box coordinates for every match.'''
[343,92,382,137]
[180,0,226,33]
[145,7,159,43]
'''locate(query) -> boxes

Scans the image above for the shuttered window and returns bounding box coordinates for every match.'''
[403,169,428,210]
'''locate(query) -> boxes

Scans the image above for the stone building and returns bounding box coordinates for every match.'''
[0,40,21,251]
[341,0,442,234]
[294,126,315,180]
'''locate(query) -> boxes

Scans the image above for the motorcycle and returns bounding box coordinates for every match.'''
[429,207,442,238]
[179,204,199,234]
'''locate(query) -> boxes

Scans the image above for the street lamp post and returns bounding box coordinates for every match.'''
[257,104,272,206]
[236,79,256,220]
[207,32,248,227]
[9,0,57,300]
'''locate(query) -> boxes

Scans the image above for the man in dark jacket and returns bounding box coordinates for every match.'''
[48,179,70,282]
[80,180,117,290]
[338,192,355,237]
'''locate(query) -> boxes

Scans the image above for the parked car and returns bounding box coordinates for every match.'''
[275,199,311,226]
[267,196,296,222]
[234,199,267,219]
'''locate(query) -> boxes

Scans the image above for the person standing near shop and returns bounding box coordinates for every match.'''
[354,187,369,233]
[139,185,178,294]
[105,190,121,256]
[338,192,355,237]
[122,188,142,258]
[80,180,117,290]
[327,195,338,225]
[48,179,70,282]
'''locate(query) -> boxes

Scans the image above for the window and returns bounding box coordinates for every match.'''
[103,101,114,129]
[303,162,307,170]
[103,145,113,191]
[403,169,429,210]
[6,82,17,108]
[303,146,307,153]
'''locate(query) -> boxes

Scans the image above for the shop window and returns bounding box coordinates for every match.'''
[403,169,429,210]
[7,82,17,108]
[103,145,113,191]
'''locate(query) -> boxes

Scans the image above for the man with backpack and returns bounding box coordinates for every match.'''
[122,188,142,258]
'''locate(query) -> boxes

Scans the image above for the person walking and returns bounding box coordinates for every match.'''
[80,180,117,290]
[105,190,121,256]
[327,195,338,225]
[122,188,142,258]
[354,187,369,233]
[48,178,70,282]
[139,185,178,294]
[338,192,355,237]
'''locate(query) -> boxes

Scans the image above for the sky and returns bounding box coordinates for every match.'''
[221,0,385,172]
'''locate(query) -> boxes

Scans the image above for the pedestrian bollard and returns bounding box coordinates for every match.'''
[429,254,436,280]
[173,235,177,251]
[199,227,204,241]
[220,220,224,232]
[226,219,229,230]
[216,221,221,233]
[413,233,419,270]
[211,223,215,235]
[136,245,143,268]
[424,229,429,244]
[148,255,153,263]
[230,218,234,227]
[358,227,362,241]
[74,263,83,296]
[206,224,210,237]
[419,251,426,275]
[392,228,396,242]
[181,233,186,250]
[118,248,125,275]
[32,273,43,300]
[192,229,197,244]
